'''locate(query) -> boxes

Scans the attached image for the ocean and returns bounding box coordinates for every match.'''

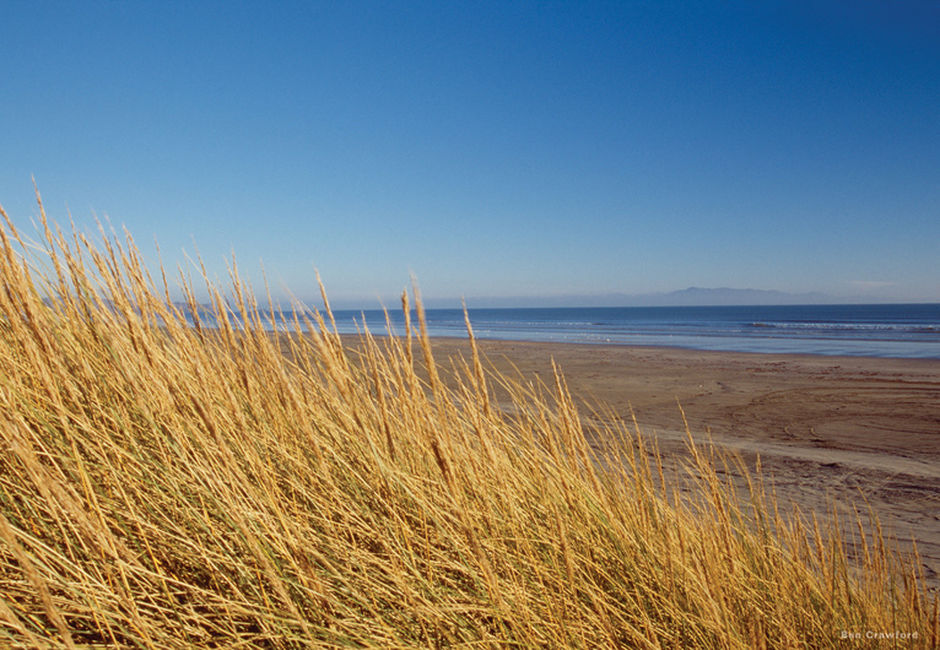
[316,303,940,359]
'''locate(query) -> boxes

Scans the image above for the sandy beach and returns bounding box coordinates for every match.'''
[417,338,940,586]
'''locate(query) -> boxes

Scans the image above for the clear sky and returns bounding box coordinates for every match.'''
[1,1,937,307]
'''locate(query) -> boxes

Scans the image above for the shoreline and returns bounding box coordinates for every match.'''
[311,314,939,358]
[386,332,940,362]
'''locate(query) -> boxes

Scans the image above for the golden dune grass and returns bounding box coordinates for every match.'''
[0,194,936,648]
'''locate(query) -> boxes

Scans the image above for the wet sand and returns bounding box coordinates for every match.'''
[422,338,940,586]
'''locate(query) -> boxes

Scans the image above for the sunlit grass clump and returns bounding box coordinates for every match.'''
[0,196,936,648]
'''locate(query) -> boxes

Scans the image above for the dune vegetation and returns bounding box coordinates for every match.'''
[0,195,936,648]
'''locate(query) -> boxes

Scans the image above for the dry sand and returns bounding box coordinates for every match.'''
[421,338,940,587]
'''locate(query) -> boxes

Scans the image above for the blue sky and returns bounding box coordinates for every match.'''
[1,1,937,306]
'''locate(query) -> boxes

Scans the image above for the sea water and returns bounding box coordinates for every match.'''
[321,303,940,359]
